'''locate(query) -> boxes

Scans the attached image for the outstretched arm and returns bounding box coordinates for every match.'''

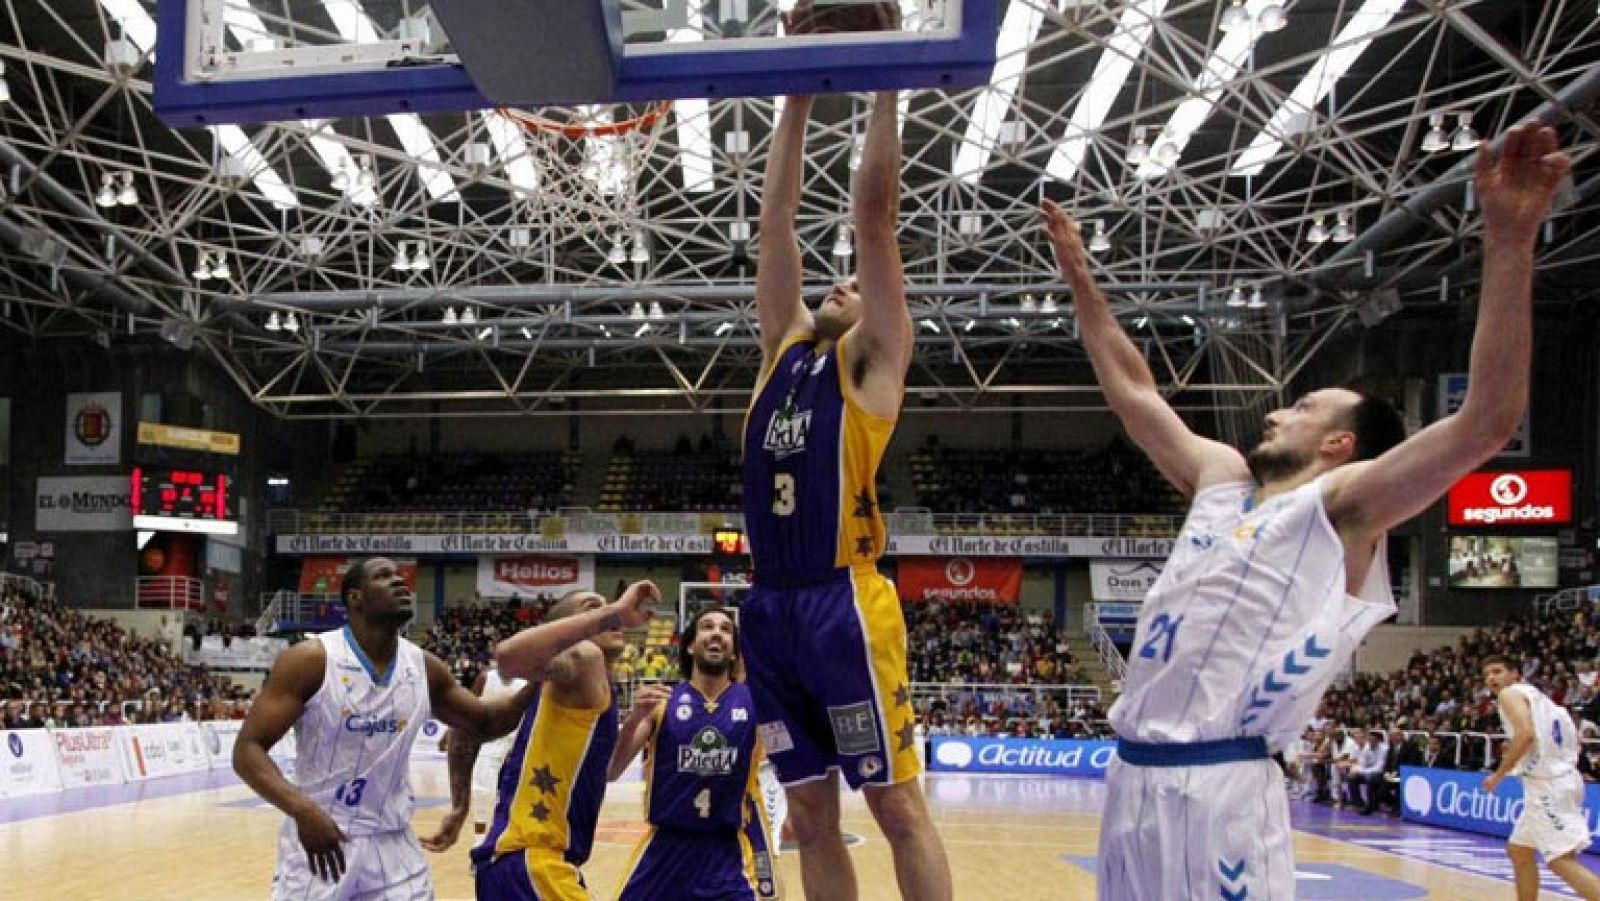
[1041,201,1247,496]
[756,94,816,363]
[494,581,659,682]
[848,91,914,410]
[1325,124,1570,537]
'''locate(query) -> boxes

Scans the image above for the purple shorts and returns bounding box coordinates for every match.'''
[741,566,921,789]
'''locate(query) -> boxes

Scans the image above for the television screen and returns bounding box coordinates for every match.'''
[1447,535,1558,589]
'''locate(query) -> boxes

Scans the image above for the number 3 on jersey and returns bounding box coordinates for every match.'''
[773,474,796,517]
[1139,614,1183,663]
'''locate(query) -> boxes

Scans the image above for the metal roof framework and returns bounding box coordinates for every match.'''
[0,0,1594,421]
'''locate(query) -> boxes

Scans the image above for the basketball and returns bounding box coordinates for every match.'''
[787,0,901,36]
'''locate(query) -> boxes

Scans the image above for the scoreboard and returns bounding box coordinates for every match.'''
[131,423,240,536]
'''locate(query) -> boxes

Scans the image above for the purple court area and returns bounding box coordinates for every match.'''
[1063,858,1427,900]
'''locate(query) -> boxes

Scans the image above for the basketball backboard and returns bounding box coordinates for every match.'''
[154,0,998,127]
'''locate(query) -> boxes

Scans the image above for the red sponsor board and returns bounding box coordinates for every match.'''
[476,555,594,597]
[1447,470,1571,526]
[897,557,1022,604]
[298,557,419,595]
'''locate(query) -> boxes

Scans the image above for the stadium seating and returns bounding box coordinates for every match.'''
[321,452,579,514]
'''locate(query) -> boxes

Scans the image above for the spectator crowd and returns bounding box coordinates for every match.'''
[0,579,251,730]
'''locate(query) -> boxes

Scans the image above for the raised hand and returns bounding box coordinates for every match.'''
[1476,123,1571,241]
[627,683,673,721]
[609,580,660,630]
[1040,200,1094,295]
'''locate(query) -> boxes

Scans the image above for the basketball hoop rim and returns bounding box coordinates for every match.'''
[497,100,676,139]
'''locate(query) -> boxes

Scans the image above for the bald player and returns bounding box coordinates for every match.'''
[1043,124,1570,899]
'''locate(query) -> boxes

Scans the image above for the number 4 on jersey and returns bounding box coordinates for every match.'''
[694,787,712,819]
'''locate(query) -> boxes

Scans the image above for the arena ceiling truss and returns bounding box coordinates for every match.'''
[0,0,1594,419]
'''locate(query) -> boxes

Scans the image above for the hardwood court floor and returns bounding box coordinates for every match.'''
[1,763,1594,899]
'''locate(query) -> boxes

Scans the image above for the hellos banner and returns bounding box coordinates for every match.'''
[1447,470,1571,526]
[476,555,595,598]
[896,557,1022,604]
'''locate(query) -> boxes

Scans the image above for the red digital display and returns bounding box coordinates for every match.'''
[134,466,233,521]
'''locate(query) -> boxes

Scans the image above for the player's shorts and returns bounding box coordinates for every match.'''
[1511,772,1591,860]
[614,826,780,900]
[474,848,589,901]
[742,565,920,789]
[1097,739,1293,901]
[272,826,433,901]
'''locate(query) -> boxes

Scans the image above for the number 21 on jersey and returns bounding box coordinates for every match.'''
[1139,614,1183,663]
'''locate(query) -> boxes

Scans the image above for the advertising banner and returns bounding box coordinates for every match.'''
[928,736,1116,777]
[476,555,595,598]
[0,729,63,798]
[298,557,419,595]
[64,391,122,466]
[35,476,134,532]
[896,557,1022,604]
[52,727,127,789]
[1089,559,1164,602]
[1447,470,1572,527]
[412,720,448,759]
[276,532,1180,559]
[1400,766,1600,855]
[121,723,209,781]
[201,721,240,769]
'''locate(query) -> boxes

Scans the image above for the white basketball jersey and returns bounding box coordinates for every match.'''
[289,628,430,837]
[1109,478,1395,750]
[473,665,524,793]
[1500,683,1578,780]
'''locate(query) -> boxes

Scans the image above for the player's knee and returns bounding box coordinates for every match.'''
[785,785,841,846]
[864,782,931,842]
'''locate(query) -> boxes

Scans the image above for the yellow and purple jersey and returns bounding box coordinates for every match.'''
[743,333,893,587]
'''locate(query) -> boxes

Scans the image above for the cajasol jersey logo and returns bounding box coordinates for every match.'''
[344,714,406,737]
[678,725,739,775]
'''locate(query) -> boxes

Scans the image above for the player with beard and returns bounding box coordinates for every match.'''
[234,557,609,900]
[1039,123,1570,900]
[607,605,781,899]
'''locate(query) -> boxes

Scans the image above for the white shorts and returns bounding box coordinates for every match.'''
[273,825,434,901]
[1511,773,1591,861]
[1098,757,1294,901]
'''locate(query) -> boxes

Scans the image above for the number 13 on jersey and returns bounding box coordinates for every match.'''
[773,474,796,517]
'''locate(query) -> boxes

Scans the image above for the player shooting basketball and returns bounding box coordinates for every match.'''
[1042,124,1570,900]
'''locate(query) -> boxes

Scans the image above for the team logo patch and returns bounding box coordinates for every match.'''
[676,705,693,722]
[732,707,748,722]
[859,755,883,780]
[828,702,883,756]
[762,405,812,460]
[678,725,739,775]
[758,721,795,754]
